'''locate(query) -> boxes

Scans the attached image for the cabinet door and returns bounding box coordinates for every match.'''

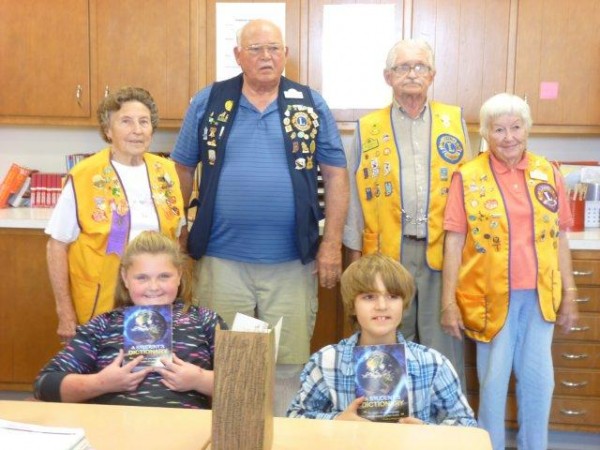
[411,0,511,123]
[0,0,90,118]
[95,0,193,121]
[515,0,600,126]
[0,229,61,389]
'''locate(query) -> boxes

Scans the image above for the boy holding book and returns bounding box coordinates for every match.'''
[287,253,476,426]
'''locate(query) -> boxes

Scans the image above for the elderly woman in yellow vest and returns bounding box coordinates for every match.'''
[441,93,578,450]
[46,87,184,341]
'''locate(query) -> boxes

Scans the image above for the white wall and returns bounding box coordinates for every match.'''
[0,124,598,178]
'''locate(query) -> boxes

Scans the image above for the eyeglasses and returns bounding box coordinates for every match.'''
[390,63,431,76]
[243,44,285,56]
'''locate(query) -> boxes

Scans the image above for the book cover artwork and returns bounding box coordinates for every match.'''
[123,305,173,370]
[354,343,409,422]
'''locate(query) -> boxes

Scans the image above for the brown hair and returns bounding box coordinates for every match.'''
[96,86,159,143]
[114,231,191,308]
[340,253,415,331]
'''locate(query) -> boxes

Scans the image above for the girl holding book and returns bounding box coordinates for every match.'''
[34,231,226,408]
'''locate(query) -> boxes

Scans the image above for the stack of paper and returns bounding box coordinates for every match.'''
[0,419,92,450]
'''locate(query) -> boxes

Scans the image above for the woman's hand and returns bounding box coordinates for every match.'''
[556,290,580,334]
[95,349,151,394]
[57,313,78,342]
[441,302,464,340]
[335,397,369,422]
[156,354,214,395]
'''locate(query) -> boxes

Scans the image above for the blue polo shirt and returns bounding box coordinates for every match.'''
[172,85,345,263]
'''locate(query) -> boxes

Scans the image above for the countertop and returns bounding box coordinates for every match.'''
[0,208,599,250]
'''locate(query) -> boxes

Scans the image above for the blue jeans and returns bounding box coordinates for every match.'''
[476,290,554,450]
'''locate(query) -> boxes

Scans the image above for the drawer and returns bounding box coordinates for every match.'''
[573,286,600,313]
[465,367,600,397]
[572,259,600,285]
[554,368,600,397]
[550,396,600,427]
[552,342,600,369]
[553,313,600,342]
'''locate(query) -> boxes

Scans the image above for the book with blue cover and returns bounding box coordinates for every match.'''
[354,343,410,422]
[123,305,173,370]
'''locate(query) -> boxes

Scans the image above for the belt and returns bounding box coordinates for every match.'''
[403,235,426,241]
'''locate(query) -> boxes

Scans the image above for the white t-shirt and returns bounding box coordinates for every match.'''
[45,161,159,243]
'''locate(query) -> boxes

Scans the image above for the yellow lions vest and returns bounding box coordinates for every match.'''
[356,102,467,269]
[456,152,562,342]
[68,148,183,323]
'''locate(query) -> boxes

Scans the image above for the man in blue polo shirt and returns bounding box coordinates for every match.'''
[171,19,348,415]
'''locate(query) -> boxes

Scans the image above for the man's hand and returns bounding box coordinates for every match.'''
[315,240,342,289]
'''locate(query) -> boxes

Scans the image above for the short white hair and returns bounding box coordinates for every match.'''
[235,19,285,47]
[479,93,533,140]
[385,39,435,71]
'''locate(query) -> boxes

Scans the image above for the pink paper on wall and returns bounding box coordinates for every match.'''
[539,82,559,100]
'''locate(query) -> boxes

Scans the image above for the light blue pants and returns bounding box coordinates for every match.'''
[476,289,554,450]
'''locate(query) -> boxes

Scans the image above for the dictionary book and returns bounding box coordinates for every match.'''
[354,343,410,422]
[123,304,172,370]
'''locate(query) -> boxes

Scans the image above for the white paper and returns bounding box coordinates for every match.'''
[231,313,283,360]
[216,3,286,81]
[321,4,398,109]
[0,419,91,450]
[231,312,270,333]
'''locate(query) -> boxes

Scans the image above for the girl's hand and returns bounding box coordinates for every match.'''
[156,353,213,395]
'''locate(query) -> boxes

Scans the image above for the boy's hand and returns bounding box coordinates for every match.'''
[335,397,369,422]
[95,349,151,394]
[398,416,424,425]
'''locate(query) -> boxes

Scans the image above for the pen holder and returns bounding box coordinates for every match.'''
[567,197,585,232]
[211,328,275,450]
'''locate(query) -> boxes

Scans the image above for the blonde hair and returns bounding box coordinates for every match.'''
[115,231,191,308]
[340,253,415,331]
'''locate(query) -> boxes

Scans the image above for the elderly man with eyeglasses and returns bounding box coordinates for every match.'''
[343,39,473,389]
[171,19,348,416]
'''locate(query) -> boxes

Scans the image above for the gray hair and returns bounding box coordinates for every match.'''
[479,93,533,141]
[96,86,158,143]
[385,39,435,71]
[235,19,285,47]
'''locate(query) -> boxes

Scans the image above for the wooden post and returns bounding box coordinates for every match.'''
[211,328,275,450]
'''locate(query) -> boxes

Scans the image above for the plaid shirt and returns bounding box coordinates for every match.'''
[287,331,476,426]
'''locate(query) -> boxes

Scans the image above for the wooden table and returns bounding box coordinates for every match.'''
[0,400,492,449]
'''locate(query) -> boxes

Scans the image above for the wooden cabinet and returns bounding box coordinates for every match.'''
[0,229,61,391]
[514,0,600,128]
[551,250,600,431]
[311,284,346,354]
[93,0,197,123]
[465,249,600,432]
[0,0,199,126]
[410,0,512,123]
[0,0,91,120]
